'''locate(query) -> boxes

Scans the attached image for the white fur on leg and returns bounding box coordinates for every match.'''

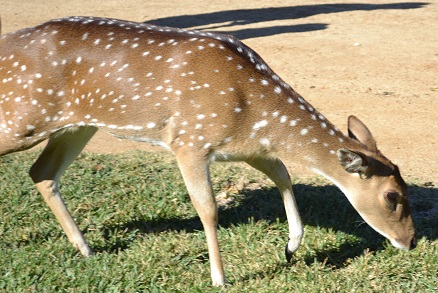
[282,189,304,254]
[211,268,226,287]
[287,233,303,254]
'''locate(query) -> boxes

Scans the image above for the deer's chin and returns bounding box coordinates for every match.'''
[389,238,410,250]
[360,223,411,250]
[389,239,409,250]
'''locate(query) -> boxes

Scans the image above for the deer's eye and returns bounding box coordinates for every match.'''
[384,191,399,211]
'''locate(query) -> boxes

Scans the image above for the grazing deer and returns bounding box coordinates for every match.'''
[0,16,416,286]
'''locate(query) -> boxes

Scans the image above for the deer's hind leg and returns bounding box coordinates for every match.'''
[29,126,98,256]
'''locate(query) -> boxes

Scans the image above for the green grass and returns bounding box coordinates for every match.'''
[0,150,437,292]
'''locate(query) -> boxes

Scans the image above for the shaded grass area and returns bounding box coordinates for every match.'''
[0,151,437,292]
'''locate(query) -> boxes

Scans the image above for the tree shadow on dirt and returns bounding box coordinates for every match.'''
[145,2,428,39]
[96,182,437,269]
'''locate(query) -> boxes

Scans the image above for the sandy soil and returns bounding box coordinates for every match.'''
[1,0,437,184]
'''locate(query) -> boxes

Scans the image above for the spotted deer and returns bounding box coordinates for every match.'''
[0,16,416,286]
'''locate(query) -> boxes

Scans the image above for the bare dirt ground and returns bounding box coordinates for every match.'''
[1,0,437,184]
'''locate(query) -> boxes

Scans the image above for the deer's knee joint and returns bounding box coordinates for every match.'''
[33,179,57,196]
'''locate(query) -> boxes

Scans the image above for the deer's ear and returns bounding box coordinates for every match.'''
[348,115,377,152]
[337,148,369,174]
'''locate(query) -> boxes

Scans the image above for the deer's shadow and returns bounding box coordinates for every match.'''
[96,182,437,269]
[145,2,428,39]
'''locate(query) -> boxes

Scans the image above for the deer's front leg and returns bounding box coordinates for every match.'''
[246,157,303,262]
[174,148,225,286]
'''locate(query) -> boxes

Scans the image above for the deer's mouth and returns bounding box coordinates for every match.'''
[390,235,417,250]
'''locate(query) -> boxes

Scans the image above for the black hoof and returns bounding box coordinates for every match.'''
[285,243,293,263]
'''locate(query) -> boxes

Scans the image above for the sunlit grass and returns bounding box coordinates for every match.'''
[0,150,436,292]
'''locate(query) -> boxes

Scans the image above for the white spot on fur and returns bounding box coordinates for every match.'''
[253,120,268,130]
[259,138,270,146]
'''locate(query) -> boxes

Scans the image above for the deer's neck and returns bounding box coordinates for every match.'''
[242,89,359,186]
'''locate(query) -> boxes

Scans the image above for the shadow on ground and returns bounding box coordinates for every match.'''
[97,182,437,268]
[145,2,428,39]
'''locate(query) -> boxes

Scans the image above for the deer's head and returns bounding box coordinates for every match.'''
[336,116,417,250]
